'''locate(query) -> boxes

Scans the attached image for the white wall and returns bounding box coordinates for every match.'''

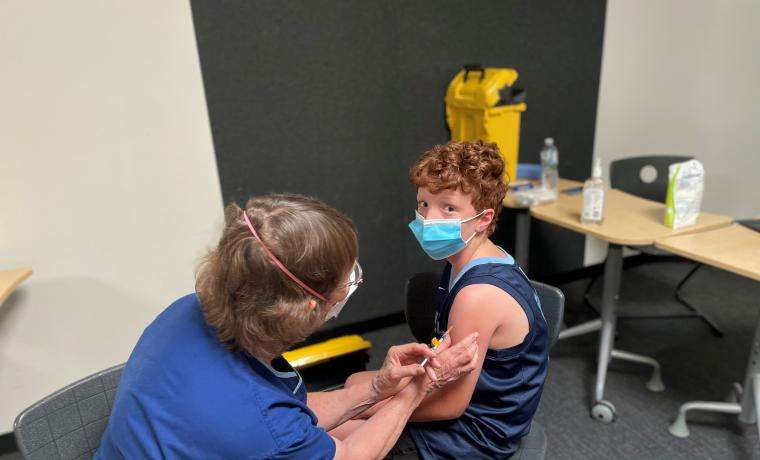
[0,1,223,433]
[586,0,760,264]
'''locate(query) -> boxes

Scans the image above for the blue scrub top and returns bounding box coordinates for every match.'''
[96,294,335,459]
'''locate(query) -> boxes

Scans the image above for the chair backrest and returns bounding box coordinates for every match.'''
[738,218,760,233]
[405,272,565,350]
[14,364,125,460]
[404,272,440,343]
[609,155,693,203]
[531,281,565,349]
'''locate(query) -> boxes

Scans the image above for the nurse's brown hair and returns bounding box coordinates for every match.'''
[196,194,358,360]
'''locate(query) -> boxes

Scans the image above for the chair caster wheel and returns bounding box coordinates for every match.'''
[591,400,616,423]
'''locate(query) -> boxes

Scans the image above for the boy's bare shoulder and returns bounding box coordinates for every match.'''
[453,283,520,314]
[452,283,530,347]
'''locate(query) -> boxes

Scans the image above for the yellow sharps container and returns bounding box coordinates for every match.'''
[445,64,527,182]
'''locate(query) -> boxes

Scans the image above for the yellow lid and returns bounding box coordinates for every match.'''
[445,67,520,109]
[283,335,372,369]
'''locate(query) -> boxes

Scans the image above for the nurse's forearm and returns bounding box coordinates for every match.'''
[337,381,427,460]
[307,382,380,431]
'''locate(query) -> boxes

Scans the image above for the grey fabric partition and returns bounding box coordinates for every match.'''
[190,0,606,328]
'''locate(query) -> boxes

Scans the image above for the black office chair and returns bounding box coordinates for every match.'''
[405,272,441,343]
[739,219,760,233]
[14,364,125,460]
[405,272,565,460]
[583,155,723,335]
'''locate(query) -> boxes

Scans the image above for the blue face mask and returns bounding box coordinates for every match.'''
[408,210,486,260]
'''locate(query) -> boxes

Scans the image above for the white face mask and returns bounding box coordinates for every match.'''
[325,262,363,320]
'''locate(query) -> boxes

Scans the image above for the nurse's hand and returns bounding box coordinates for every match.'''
[423,331,479,390]
[371,343,436,400]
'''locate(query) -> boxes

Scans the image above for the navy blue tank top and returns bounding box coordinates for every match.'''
[407,253,549,459]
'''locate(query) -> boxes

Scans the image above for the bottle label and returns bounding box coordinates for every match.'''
[582,189,604,221]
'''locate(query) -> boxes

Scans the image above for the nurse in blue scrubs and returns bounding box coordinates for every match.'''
[96,194,479,459]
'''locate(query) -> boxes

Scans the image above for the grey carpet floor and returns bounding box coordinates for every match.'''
[364,260,760,459]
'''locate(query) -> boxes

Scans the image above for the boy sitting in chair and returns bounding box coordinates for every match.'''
[335,140,550,459]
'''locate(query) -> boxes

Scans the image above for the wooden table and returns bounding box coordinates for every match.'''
[656,225,760,282]
[655,225,760,440]
[0,267,33,306]
[502,178,582,271]
[529,188,733,422]
[530,188,732,245]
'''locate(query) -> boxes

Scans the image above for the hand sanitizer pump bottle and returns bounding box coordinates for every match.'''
[582,157,605,225]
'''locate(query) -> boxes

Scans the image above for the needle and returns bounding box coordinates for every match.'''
[420,326,453,367]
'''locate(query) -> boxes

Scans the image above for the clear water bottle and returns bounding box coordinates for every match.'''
[540,138,559,197]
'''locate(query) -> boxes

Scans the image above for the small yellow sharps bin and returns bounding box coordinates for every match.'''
[445,64,527,182]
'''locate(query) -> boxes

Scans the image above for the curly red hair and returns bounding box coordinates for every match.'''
[410,140,508,235]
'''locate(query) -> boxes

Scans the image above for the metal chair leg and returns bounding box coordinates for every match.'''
[671,304,760,441]
[610,349,665,392]
[669,401,741,438]
[558,319,601,341]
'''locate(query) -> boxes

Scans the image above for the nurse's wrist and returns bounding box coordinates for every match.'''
[398,375,431,405]
[366,377,383,403]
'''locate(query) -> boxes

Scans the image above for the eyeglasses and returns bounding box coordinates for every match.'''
[341,261,364,290]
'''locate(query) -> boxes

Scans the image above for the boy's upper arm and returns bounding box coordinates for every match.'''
[411,284,510,420]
